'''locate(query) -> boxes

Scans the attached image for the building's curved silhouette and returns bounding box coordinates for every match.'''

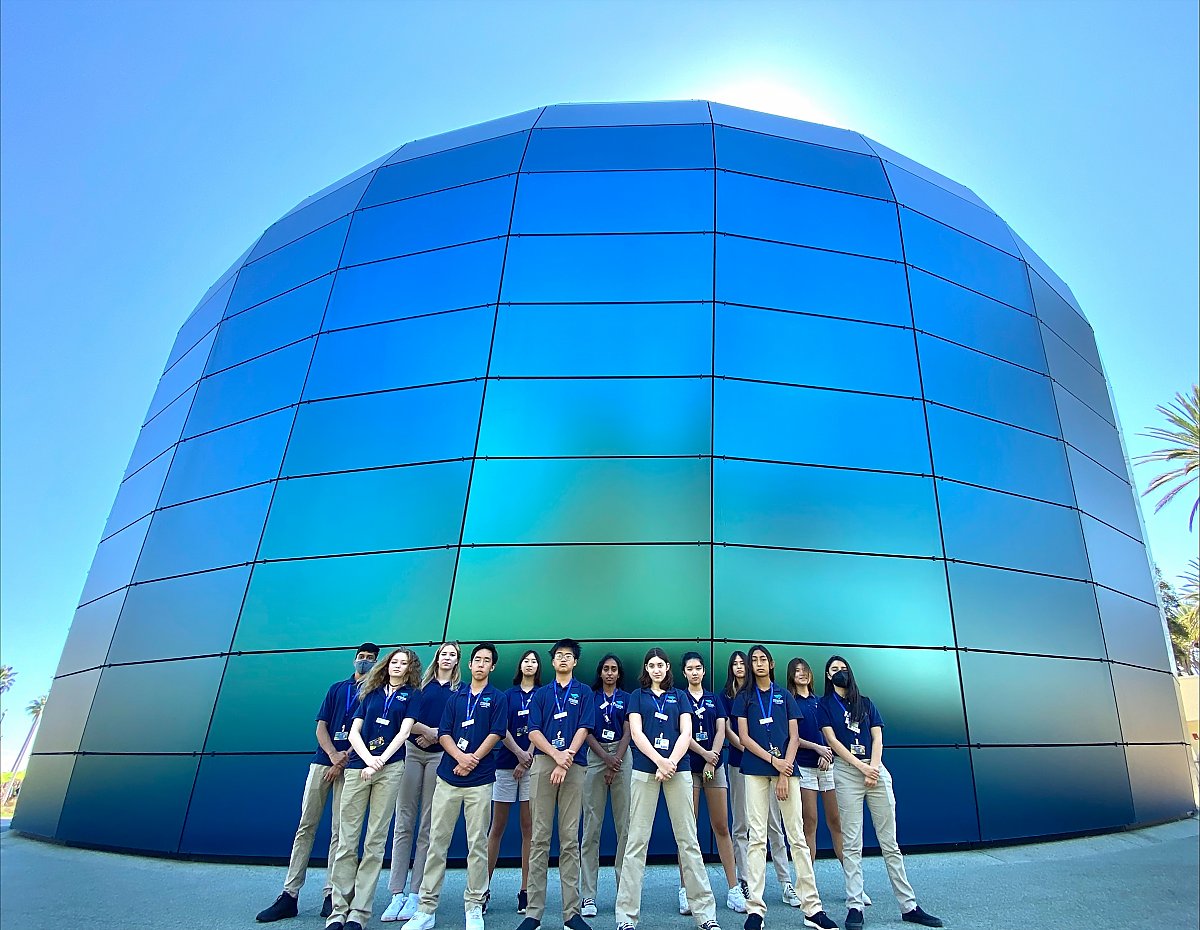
[15,101,1196,859]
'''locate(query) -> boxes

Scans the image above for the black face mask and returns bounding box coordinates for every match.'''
[830,670,850,689]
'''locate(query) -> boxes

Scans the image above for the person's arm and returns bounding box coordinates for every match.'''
[614,718,631,764]
[586,732,616,765]
[629,711,676,780]
[776,717,800,801]
[372,714,416,777]
[670,709,692,768]
[722,696,744,751]
[348,717,373,769]
[821,724,878,779]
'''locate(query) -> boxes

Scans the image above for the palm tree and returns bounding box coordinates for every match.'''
[0,665,15,695]
[1136,385,1199,529]
[2,695,47,806]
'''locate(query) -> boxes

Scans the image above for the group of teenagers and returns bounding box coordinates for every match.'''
[255,639,943,930]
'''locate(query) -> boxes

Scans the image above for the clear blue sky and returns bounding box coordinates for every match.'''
[2,0,1197,768]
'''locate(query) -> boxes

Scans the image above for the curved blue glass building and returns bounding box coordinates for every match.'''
[15,101,1196,858]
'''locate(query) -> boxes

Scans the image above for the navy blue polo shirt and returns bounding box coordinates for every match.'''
[529,678,596,766]
[436,682,508,787]
[496,685,537,771]
[817,693,884,761]
[718,691,743,767]
[349,685,421,769]
[731,683,800,777]
[628,687,689,775]
[314,677,361,766]
[792,691,826,768]
[684,687,724,774]
[409,678,457,749]
[594,688,630,744]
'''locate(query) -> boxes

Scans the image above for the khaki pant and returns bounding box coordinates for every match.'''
[327,763,404,926]
[728,764,792,886]
[387,745,441,894]
[417,780,491,913]
[743,774,822,918]
[580,741,631,902]
[283,763,344,896]
[616,769,716,927]
[527,754,586,922]
[832,760,916,912]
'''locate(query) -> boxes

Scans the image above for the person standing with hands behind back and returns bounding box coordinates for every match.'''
[818,657,942,930]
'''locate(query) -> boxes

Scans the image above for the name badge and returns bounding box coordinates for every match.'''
[696,730,709,742]
[552,736,566,749]
[769,745,781,757]
[654,711,669,721]
[654,735,670,750]
[600,700,610,711]
[517,709,530,717]
[376,717,391,726]
[516,726,529,737]
[554,711,569,720]
[695,707,705,717]
[334,729,349,741]
[601,728,616,741]
[758,716,773,725]
[851,740,866,757]
[461,718,474,727]
[457,737,470,751]
[369,736,385,750]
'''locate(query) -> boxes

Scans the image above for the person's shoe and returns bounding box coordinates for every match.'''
[482,891,491,916]
[382,894,408,923]
[845,909,864,930]
[781,882,801,908]
[515,919,541,930]
[678,887,691,916]
[345,923,364,930]
[699,922,723,930]
[740,880,750,901]
[862,893,872,908]
[321,896,334,919]
[465,905,484,930]
[407,915,436,930]
[743,916,764,930]
[398,895,421,921]
[563,916,592,930]
[901,907,942,927]
[804,912,838,930]
[257,893,299,923]
[516,891,528,915]
[581,899,598,918]
[326,923,344,930]
[617,924,635,930]
[726,885,747,914]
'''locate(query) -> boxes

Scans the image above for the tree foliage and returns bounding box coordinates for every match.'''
[1136,385,1200,529]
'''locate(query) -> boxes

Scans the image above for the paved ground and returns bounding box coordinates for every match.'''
[1,817,1197,930]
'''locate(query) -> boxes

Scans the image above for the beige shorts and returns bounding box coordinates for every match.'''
[690,763,728,789]
[796,765,836,792]
[492,766,531,803]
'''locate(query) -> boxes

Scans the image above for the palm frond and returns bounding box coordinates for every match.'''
[1135,385,1200,529]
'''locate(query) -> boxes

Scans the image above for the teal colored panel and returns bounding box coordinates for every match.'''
[228,217,349,314]
[715,547,952,646]
[876,748,980,845]
[715,380,930,473]
[1111,664,1188,745]
[491,303,712,377]
[715,460,941,556]
[714,125,891,198]
[478,378,710,457]
[449,544,710,641]
[58,754,201,853]
[1054,383,1127,477]
[949,563,1106,659]
[1068,446,1141,540]
[107,566,250,664]
[160,409,293,506]
[928,405,1073,505]
[125,385,195,478]
[1042,325,1115,425]
[463,458,710,544]
[363,131,528,207]
[207,650,369,753]
[522,124,714,171]
[716,236,911,326]
[717,305,919,395]
[56,589,126,676]
[208,275,331,372]
[34,669,100,754]
[184,339,312,438]
[513,170,712,234]
[1081,515,1155,602]
[501,234,713,303]
[260,461,471,559]
[79,515,150,605]
[80,658,224,753]
[133,484,273,581]
[304,307,493,400]
[887,164,1017,255]
[1096,586,1171,672]
[961,652,1120,744]
[284,381,484,476]
[9,754,75,839]
[102,446,173,540]
[235,549,456,651]
[1126,744,1197,825]
[718,172,902,260]
[1030,270,1102,371]
[938,480,1090,579]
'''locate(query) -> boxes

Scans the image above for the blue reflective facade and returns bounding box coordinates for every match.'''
[17,102,1195,858]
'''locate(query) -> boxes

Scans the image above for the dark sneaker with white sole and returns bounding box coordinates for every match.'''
[804,912,838,930]
[515,919,541,930]
[256,894,298,923]
[902,906,943,927]
[743,916,764,930]
[563,916,592,930]
[320,896,333,919]
[845,909,864,930]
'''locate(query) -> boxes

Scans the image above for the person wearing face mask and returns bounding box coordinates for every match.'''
[256,643,380,923]
[817,656,943,930]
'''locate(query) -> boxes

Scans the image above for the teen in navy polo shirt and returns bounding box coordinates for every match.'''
[731,645,835,930]
[681,651,743,917]
[327,648,422,930]
[615,648,721,930]
[406,643,509,930]
[256,643,379,924]
[580,654,631,920]
[817,656,943,930]
[520,638,595,930]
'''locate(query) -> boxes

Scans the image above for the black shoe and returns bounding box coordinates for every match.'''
[805,912,838,930]
[740,880,750,900]
[345,923,363,930]
[326,923,344,930]
[845,909,864,930]
[564,916,592,930]
[516,890,528,914]
[483,889,490,915]
[744,916,764,930]
[321,896,333,919]
[515,919,541,930]
[257,893,299,923]
[902,907,943,928]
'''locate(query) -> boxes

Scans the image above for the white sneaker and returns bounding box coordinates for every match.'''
[464,904,484,930]
[699,922,723,930]
[726,885,747,913]
[398,894,420,921]
[382,894,408,922]
[580,898,598,918]
[864,892,872,907]
[678,887,691,915]
[406,912,437,930]
[781,881,801,907]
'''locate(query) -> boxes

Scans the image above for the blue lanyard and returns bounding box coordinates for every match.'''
[382,686,401,718]
[519,688,534,713]
[651,689,670,720]
[688,690,705,714]
[601,690,617,722]
[344,680,359,716]
[464,688,482,723]
[754,685,775,722]
[553,682,573,717]
[833,693,853,723]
